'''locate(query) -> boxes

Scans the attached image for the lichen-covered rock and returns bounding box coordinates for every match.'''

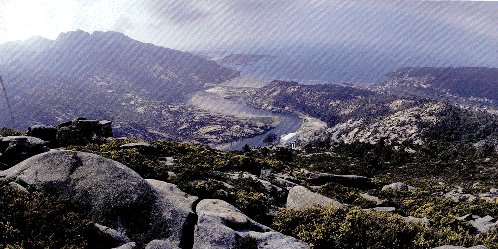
[193,199,307,249]
[287,186,343,209]
[381,182,416,192]
[121,142,155,153]
[0,150,196,246]
[145,240,180,249]
[433,245,488,249]
[146,179,198,247]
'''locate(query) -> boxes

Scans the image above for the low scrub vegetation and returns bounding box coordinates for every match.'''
[273,205,498,249]
[0,185,115,248]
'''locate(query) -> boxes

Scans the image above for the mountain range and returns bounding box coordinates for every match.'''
[0,31,497,148]
[0,31,239,136]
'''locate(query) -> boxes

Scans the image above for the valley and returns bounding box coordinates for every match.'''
[1,33,497,249]
[188,77,305,150]
[1,1,497,248]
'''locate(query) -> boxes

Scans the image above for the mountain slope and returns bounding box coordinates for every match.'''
[0,31,239,134]
[249,79,498,145]
[375,67,498,112]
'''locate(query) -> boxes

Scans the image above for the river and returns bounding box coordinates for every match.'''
[188,78,302,151]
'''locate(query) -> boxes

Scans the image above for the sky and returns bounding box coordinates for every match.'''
[0,0,496,51]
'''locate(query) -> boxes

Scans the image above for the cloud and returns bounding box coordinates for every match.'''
[0,0,496,65]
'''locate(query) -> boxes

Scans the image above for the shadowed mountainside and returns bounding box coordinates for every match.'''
[0,31,239,131]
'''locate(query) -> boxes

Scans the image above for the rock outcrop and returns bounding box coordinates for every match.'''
[0,151,189,247]
[287,185,343,209]
[27,125,58,144]
[459,214,498,234]
[193,199,307,249]
[0,136,48,168]
[26,118,113,147]
[0,150,308,248]
[445,187,477,203]
[56,118,113,146]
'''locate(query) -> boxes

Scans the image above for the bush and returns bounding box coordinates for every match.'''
[273,206,347,249]
[336,208,421,248]
[273,206,494,249]
[69,140,168,181]
[232,191,270,223]
[0,185,111,249]
[0,127,22,136]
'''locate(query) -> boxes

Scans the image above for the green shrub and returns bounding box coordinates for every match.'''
[70,140,168,181]
[0,127,22,136]
[179,179,229,200]
[273,206,494,249]
[232,191,270,223]
[0,185,110,249]
[336,208,421,249]
[273,206,347,249]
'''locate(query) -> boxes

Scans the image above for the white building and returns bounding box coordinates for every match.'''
[280,133,299,149]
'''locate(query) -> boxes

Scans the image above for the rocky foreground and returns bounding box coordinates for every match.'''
[0,119,497,248]
[1,150,306,249]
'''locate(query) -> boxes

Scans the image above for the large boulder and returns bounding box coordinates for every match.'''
[287,185,343,209]
[193,199,307,249]
[0,136,48,168]
[1,151,156,229]
[56,118,113,146]
[433,246,488,249]
[307,173,373,189]
[0,150,193,246]
[27,125,58,144]
[146,179,198,247]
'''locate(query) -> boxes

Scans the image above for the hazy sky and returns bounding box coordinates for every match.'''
[0,0,496,56]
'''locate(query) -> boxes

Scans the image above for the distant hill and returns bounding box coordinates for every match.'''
[250,78,498,145]
[0,31,239,132]
[375,67,498,112]
[251,80,388,126]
